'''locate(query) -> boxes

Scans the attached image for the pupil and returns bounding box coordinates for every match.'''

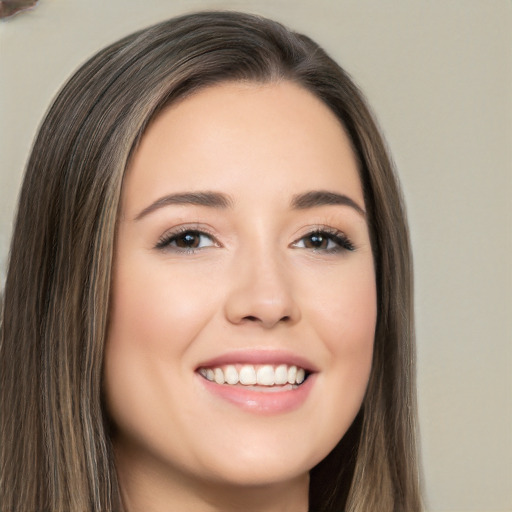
[308,234,326,249]
[177,233,199,248]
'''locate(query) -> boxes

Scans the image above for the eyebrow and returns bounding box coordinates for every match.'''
[291,191,366,217]
[134,189,365,220]
[134,191,232,220]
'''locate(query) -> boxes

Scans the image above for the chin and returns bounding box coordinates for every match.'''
[196,457,311,489]
[187,431,333,489]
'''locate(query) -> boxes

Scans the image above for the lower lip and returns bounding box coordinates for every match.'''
[197,373,316,414]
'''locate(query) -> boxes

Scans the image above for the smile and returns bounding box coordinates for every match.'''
[195,351,317,413]
[198,364,308,387]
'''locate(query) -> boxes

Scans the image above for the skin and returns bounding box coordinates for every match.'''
[104,81,377,512]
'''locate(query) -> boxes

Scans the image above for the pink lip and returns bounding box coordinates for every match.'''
[197,372,316,414]
[195,349,318,414]
[196,349,318,372]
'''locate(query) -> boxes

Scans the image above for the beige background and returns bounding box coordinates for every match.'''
[1,1,511,511]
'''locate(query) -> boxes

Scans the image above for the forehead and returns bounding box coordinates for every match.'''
[123,81,363,215]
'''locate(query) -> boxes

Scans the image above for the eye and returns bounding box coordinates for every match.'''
[292,229,355,253]
[156,229,218,252]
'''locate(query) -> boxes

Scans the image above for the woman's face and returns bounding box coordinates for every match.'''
[104,81,376,494]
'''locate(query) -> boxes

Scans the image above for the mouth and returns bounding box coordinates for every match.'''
[195,352,316,413]
[197,363,309,389]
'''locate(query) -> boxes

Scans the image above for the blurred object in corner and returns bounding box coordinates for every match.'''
[0,0,38,19]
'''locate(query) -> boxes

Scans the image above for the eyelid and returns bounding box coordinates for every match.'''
[155,224,220,251]
[291,225,355,252]
[154,223,355,253]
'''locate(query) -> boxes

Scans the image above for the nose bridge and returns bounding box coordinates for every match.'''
[224,235,300,328]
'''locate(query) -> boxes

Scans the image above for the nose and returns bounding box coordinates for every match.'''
[224,250,301,329]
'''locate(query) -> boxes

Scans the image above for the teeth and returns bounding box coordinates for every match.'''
[214,368,225,385]
[239,365,257,385]
[257,365,275,386]
[224,365,239,385]
[199,364,308,387]
[275,364,288,385]
[287,365,297,384]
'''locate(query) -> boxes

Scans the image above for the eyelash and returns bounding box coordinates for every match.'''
[155,226,355,254]
[292,227,355,253]
[155,226,218,253]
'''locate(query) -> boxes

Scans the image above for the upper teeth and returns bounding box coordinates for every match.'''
[199,364,307,386]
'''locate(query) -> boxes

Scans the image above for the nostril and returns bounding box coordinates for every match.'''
[243,315,259,322]
[241,315,291,324]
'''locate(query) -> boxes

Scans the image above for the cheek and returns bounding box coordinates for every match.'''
[302,260,376,429]
[107,257,218,359]
[103,258,218,432]
[328,266,376,378]
[306,259,377,353]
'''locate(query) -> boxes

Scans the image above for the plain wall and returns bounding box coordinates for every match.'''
[1,1,511,511]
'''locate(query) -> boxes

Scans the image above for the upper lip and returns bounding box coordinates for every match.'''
[195,349,318,373]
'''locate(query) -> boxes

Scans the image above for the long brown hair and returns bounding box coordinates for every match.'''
[1,11,421,511]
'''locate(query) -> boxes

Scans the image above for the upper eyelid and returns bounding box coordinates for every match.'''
[155,225,219,249]
[291,226,356,251]
[159,224,217,238]
[155,223,354,248]
[291,224,350,240]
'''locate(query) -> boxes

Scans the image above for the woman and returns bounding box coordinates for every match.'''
[0,11,421,512]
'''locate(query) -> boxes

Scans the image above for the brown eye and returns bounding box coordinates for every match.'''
[156,230,217,252]
[293,230,355,253]
[174,232,202,248]
[303,233,329,250]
